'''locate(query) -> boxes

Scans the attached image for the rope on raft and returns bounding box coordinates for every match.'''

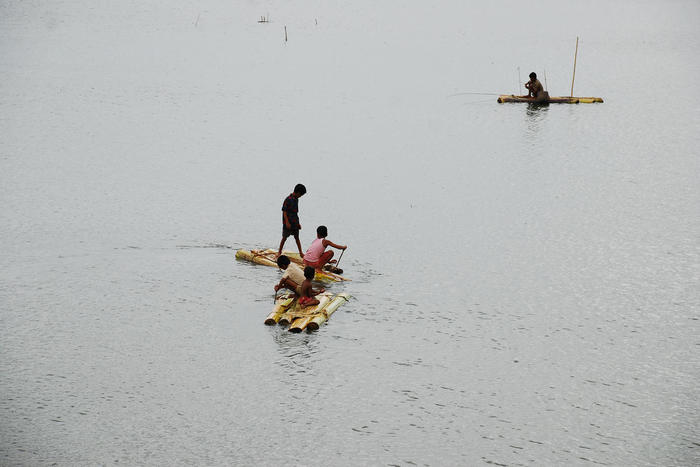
[251,249,277,263]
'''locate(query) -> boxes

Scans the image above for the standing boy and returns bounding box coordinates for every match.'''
[278,184,306,258]
[304,225,347,272]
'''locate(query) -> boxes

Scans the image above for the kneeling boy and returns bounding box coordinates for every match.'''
[274,255,305,295]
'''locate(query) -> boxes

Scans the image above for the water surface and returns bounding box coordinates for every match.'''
[1,1,699,465]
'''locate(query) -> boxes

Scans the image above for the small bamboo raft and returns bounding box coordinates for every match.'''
[265,292,351,332]
[235,248,349,282]
[497,95,603,104]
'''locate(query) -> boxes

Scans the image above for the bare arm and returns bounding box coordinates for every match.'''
[323,239,347,250]
[275,276,299,292]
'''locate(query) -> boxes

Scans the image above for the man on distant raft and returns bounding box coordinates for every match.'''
[525,72,547,101]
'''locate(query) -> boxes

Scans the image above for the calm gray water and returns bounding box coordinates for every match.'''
[1,1,699,465]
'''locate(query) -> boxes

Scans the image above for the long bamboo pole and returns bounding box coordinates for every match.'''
[570,36,579,98]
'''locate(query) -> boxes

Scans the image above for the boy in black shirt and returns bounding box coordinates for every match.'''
[277,183,306,258]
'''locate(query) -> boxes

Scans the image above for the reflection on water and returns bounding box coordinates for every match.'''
[270,327,318,361]
[525,102,550,115]
[524,102,550,138]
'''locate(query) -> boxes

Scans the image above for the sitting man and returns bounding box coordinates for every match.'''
[525,72,547,101]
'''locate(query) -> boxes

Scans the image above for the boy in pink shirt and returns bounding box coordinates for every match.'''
[304,225,347,272]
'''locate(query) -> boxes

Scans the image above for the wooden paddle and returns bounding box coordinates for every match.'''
[334,248,346,270]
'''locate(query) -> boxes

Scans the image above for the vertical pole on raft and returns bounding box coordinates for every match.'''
[570,36,579,97]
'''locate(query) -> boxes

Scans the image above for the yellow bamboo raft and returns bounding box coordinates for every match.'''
[265,292,351,332]
[235,248,349,282]
[497,94,603,104]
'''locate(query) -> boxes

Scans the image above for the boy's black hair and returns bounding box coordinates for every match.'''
[294,184,307,195]
[529,72,537,79]
[316,225,328,237]
[304,266,315,280]
[276,255,291,268]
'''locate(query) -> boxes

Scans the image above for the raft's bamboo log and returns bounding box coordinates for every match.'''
[307,293,350,331]
[313,269,348,282]
[260,249,304,265]
[264,296,295,325]
[497,95,602,104]
[278,304,300,326]
[289,316,313,333]
[278,299,315,326]
[235,249,277,267]
[288,295,332,332]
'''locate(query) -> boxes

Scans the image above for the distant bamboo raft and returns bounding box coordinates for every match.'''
[265,292,351,332]
[497,94,603,104]
[235,248,349,282]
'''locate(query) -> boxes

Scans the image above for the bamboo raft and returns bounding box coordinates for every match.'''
[499,39,602,104]
[265,292,351,332]
[497,95,603,104]
[235,248,349,282]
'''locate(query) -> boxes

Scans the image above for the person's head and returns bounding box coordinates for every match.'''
[304,266,315,280]
[276,255,290,270]
[316,225,328,238]
[529,72,537,80]
[293,184,307,197]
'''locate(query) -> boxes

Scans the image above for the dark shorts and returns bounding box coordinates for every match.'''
[282,225,300,238]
